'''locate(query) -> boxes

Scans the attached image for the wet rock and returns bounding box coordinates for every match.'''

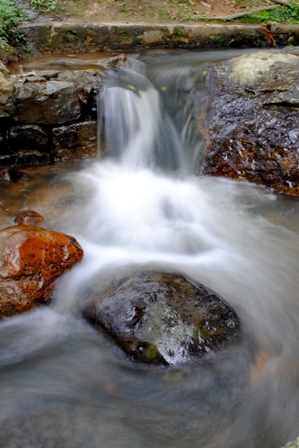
[0,167,26,182]
[9,80,82,125]
[7,124,49,151]
[0,149,52,167]
[0,225,83,319]
[82,271,241,366]
[0,41,18,65]
[53,121,97,162]
[96,54,126,70]
[281,437,299,448]
[0,61,10,77]
[14,210,44,227]
[201,51,299,196]
[0,72,14,103]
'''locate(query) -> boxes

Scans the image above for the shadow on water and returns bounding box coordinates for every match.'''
[1,49,299,448]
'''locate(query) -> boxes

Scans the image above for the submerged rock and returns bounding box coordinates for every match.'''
[0,224,83,319]
[0,167,25,182]
[82,271,241,366]
[201,51,299,196]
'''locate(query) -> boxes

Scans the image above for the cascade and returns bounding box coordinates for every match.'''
[1,50,299,448]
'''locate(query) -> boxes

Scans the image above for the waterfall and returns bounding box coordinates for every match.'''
[1,50,299,448]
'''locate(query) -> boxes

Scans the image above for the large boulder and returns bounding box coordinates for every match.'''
[201,51,299,196]
[82,271,241,366]
[0,224,83,319]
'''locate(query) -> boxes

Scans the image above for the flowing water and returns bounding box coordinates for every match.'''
[1,49,299,448]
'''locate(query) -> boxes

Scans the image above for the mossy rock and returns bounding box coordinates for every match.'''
[82,271,241,366]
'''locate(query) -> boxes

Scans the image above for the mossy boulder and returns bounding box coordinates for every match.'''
[82,271,241,366]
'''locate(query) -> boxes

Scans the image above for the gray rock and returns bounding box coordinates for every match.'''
[82,271,241,366]
[201,51,299,196]
[10,80,82,125]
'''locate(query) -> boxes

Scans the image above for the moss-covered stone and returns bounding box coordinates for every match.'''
[82,271,241,366]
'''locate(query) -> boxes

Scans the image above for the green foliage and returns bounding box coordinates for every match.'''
[0,0,25,45]
[240,2,299,24]
[29,0,58,12]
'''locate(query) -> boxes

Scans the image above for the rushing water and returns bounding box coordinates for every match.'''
[1,49,299,448]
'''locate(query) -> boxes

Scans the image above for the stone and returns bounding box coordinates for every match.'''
[10,80,82,125]
[53,121,98,162]
[201,51,299,196]
[14,211,44,227]
[0,72,14,104]
[0,61,10,76]
[82,271,241,366]
[0,149,51,167]
[0,225,83,319]
[0,41,17,65]
[281,437,299,448]
[0,167,26,182]
[7,124,49,151]
[95,54,126,70]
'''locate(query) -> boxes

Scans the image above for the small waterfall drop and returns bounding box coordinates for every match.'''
[97,57,203,174]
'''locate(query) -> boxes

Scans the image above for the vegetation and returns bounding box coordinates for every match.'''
[1,0,299,48]
[36,0,299,24]
[29,0,57,12]
[0,0,25,45]
[241,2,299,24]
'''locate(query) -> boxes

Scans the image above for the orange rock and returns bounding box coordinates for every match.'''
[0,225,83,319]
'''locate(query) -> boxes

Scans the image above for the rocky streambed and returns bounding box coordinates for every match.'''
[1,45,299,447]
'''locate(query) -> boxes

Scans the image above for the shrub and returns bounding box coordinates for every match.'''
[0,0,25,45]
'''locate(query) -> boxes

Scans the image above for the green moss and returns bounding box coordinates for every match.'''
[144,344,160,361]
[175,28,185,37]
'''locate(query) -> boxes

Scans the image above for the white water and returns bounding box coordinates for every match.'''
[1,50,299,448]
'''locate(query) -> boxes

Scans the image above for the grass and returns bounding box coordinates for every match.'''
[46,0,299,24]
[29,0,58,12]
[1,0,299,49]
[241,3,299,24]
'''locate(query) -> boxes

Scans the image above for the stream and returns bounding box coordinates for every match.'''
[1,49,299,448]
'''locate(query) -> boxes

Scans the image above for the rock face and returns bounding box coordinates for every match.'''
[0,64,102,167]
[53,121,98,163]
[202,51,299,196]
[82,271,241,366]
[0,224,83,319]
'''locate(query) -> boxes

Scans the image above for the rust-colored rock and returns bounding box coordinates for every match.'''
[14,210,45,227]
[0,225,83,319]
